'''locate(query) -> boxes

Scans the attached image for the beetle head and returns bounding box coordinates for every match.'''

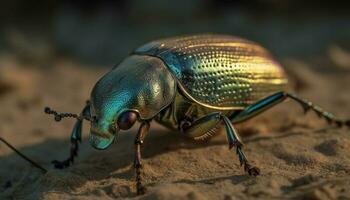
[44,99,131,150]
[88,55,177,150]
[88,103,139,149]
[88,66,142,150]
[87,100,117,150]
[45,55,176,150]
[90,55,176,149]
[89,102,138,149]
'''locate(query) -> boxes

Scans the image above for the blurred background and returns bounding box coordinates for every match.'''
[1,1,350,199]
[0,0,350,66]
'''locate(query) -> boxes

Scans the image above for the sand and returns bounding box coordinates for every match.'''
[1,55,350,200]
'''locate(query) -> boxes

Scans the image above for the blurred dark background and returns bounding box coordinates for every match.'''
[0,0,350,66]
[1,2,350,199]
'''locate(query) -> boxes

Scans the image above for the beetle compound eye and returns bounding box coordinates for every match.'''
[117,111,137,130]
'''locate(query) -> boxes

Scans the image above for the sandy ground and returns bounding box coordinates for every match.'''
[0,54,350,200]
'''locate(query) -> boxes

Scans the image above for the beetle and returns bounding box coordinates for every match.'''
[41,34,349,195]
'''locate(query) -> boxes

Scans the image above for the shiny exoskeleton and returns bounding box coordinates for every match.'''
[43,34,350,195]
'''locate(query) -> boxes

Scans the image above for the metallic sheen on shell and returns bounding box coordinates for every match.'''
[88,34,288,149]
[135,34,287,110]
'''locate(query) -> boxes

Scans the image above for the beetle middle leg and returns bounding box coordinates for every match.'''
[134,121,150,195]
[180,112,260,176]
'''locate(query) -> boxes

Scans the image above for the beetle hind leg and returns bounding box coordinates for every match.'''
[230,92,350,128]
[286,93,350,127]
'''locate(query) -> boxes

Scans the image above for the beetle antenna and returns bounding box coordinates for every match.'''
[0,137,47,173]
[44,107,80,122]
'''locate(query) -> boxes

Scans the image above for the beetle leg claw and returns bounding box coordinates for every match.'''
[51,160,71,169]
[137,185,147,195]
[345,120,350,127]
[51,138,79,169]
[245,163,260,177]
[135,163,147,195]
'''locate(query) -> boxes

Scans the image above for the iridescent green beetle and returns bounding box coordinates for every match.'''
[44,34,349,195]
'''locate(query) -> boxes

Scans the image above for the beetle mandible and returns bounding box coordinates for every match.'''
[44,34,350,195]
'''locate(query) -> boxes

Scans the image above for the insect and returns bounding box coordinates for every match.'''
[2,34,349,195]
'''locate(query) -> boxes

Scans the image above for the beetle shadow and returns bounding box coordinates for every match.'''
[0,123,230,197]
[1,122,317,198]
[172,174,250,185]
[71,124,230,181]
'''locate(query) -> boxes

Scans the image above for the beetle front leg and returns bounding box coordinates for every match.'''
[52,119,82,169]
[134,121,150,195]
[48,102,91,169]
